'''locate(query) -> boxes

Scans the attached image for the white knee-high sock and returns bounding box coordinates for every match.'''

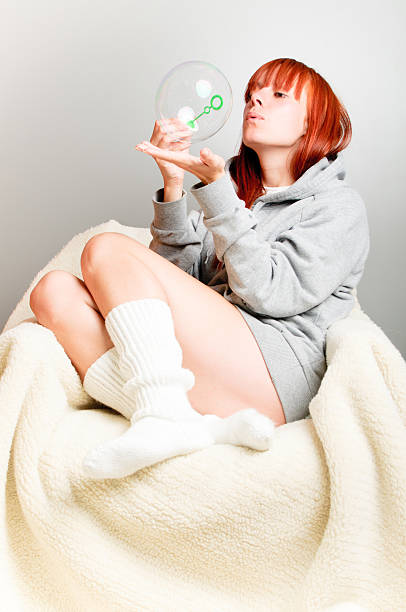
[82,298,216,479]
[103,298,201,423]
[81,298,277,480]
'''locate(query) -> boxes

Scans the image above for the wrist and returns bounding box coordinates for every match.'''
[163,173,183,184]
[163,182,184,203]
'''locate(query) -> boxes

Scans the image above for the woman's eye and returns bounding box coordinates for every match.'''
[247,91,286,101]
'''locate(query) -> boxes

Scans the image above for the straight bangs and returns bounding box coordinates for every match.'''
[245,60,310,106]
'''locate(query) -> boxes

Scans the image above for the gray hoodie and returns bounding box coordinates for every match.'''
[149,151,370,418]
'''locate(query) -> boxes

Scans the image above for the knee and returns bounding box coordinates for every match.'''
[29,270,76,323]
[80,232,125,274]
[80,232,145,276]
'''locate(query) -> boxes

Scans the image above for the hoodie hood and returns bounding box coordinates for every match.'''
[224,151,347,204]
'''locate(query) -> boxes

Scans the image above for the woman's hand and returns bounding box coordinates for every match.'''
[143,118,193,184]
[134,138,226,186]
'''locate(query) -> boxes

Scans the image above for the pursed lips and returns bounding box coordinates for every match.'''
[246,114,265,121]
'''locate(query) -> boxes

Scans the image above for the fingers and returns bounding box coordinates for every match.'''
[136,141,180,158]
[134,141,223,184]
[150,118,192,150]
[161,120,192,147]
[135,143,193,171]
[150,119,162,147]
[160,117,189,136]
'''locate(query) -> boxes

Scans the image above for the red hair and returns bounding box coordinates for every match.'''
[211,57,352,273]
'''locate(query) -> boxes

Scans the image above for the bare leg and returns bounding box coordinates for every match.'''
[80,242,169,320]
[30,261,276,480]
[30,257,169,385]
[49,300,113,385]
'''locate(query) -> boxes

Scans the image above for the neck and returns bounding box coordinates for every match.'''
[256,146,295,187]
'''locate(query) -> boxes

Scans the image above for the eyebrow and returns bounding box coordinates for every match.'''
[250,85,289,94]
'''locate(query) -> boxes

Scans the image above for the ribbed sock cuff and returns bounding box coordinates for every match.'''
[94,298,199,422]
[83,346,200,422]
[83,346,134,420]
[104,298,186,381]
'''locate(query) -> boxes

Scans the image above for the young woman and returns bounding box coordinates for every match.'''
[29,58,370,479]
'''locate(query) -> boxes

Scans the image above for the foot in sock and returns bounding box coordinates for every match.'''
[82,415,216,480]
[202,408,276,450]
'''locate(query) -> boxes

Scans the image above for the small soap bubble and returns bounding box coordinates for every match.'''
[195,79,212,98]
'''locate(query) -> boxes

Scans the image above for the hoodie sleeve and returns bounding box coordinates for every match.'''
[148,186,208,280]
[190,172,370,318]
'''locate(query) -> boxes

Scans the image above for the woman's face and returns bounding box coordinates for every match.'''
[242,80,308,151]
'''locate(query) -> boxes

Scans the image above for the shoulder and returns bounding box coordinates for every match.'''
[304,186,368,222]
[298,187,370,250]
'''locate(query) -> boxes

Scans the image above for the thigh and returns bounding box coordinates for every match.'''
[85,232,286,426]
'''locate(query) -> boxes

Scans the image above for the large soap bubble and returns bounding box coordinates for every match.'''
[155,60,233,144]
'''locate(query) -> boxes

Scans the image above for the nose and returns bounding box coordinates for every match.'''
[248,94,263,114]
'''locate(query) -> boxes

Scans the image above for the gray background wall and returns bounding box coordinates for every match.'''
[1,0,405,357]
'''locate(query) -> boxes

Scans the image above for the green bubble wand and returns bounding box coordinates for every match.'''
[185,94,224,130]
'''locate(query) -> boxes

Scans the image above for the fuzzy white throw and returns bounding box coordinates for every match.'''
[1,219,405,612]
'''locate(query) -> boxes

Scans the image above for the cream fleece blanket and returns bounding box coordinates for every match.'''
[1,219,406,612]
